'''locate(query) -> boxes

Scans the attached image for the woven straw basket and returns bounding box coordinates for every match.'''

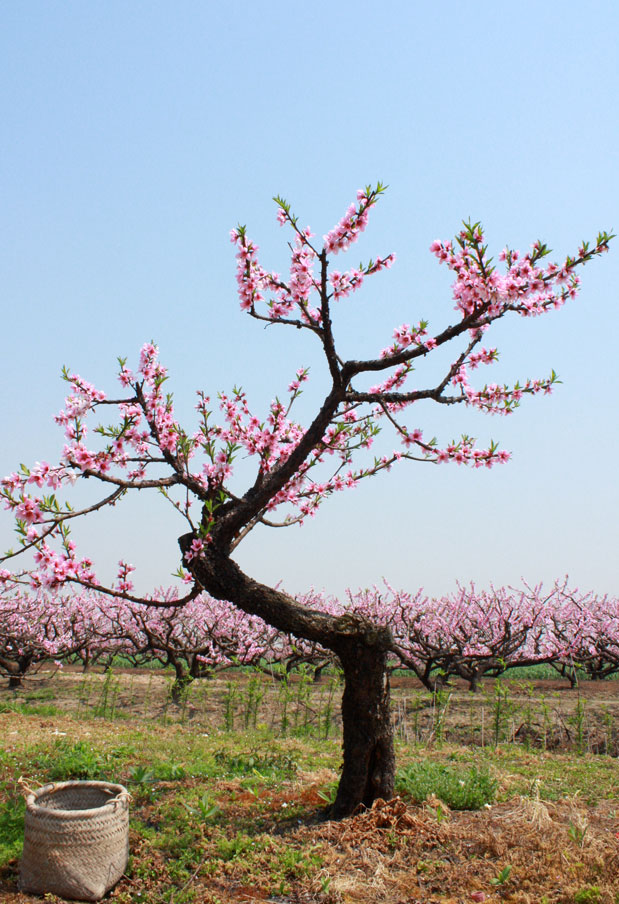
[20,780,130,901]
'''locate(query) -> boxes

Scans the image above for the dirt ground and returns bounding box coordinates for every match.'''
[5,665,619,753]
[1,667,619,903]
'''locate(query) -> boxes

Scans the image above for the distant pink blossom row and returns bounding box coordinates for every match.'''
[2,580,618,689]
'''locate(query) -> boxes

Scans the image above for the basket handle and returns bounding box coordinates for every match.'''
[105,787,132,806]
[17,776,44,799]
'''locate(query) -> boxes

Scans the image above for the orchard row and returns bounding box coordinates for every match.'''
[1,580,616,692]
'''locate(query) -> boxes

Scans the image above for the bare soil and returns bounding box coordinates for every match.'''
[1,668,619,903]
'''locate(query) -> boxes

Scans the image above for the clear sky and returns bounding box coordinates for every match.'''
[2,0,618,600]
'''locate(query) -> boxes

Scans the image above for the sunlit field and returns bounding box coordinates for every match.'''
[2,665,619,903]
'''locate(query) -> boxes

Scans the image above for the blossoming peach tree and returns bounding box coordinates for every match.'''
[0,184,612,816]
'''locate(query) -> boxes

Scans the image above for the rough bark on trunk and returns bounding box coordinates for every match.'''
[179,537,397,818]
[168,655,193,704]
[0,654,32,689]
[332,640,395,818]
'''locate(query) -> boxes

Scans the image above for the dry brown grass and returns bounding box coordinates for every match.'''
[2,668,619,903]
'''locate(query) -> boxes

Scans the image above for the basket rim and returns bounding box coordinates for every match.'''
[25,780,130,819]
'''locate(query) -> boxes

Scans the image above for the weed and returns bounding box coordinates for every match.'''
[318,672,340,739]
[222,680,239,732]
[430,685,451,743]
[490,864,512,886]
[574,886,601,904]
[277,674,294,737]
[569,694,588,755]
[241,674,265,730]
[34,739,113,781]
[600,705,615,754]
[155,762,187,781]
[0,794,25,867]
[213,749,297,780]
[93,668,121,719]
[317,780,338,806]
[182,791,220,822]
[385,829,400,851]
[538,694,557,752]
[0,701,61,717]
[76,674,94,716]
[568,819,589,848]
[515,681,536,750]
[488,679,515,747]
[3,667,619,902]
[291,665,313,736]
[217,831,262,861]
[396,760,497,810]
[434,801,448,823]
[319,874,332,894]
[128,764,155,784]
[277,845,322,880]
[24,687,56,702]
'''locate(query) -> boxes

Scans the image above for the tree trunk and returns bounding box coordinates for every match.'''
[168,656,193,704]
[179,537,397,818]
[0,654,32,689]
[332,639,395,818]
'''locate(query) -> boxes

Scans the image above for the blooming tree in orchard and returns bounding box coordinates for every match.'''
[0,184,612,815]
[100,589,284,702]
[5,582,619,696]
[0,587,98,687]
[390,582,554,692]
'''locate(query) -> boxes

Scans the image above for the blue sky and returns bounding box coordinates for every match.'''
[2,1,618,599]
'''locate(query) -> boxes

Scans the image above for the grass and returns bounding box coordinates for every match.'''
[212,748,298,780]
[395,759,498,809]
[0,700,62,717]
[2,669,619,903]
[0,797,24,868]
[7,661,619,754]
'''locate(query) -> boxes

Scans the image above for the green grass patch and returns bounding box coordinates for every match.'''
[504,663,568,680]
[573,886,602,904]
[23,687,57,702]
[212,748,297,780]
[29,738,132,782]
[0,700,62,717]
[0,795,25,867]
[3,707,619,900]
[395,759,497,809]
